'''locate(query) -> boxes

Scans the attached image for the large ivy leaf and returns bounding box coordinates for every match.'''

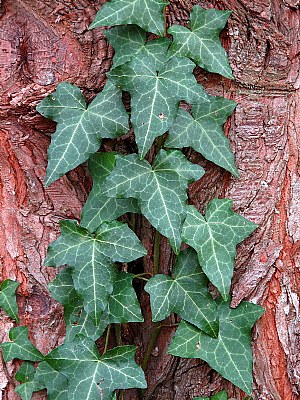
[0,279,19,321]
[89,0,166,36]
[81,153,140,232]
[37,80,129,186]
[165,96,239,176]
[182,199,257,299]
[46,339,147,400]
[45,220,145,324]
[33,362,69,400]
[0,327,44,362]
[145,248,218,337]
[104,25,171,69]
[15,362,44,400]
[168,300,264,394]
[108,47,207,157]
[102,150,205,253]
[168,6,233,79]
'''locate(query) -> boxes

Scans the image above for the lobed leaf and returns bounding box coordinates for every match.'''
[168,300,264,394]
[0,279,19,321]
[15,362,44,400]
[168,6,233,78]
[182,199,257,299]
[33,362,69,400]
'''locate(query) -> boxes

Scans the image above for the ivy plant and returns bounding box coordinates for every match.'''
[0,1,264,399]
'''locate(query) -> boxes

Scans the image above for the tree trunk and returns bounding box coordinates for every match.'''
[0,0,299,399]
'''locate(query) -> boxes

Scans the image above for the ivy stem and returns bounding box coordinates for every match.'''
[134,272,153,278]
[141,323,161,372]
[103,325,111,354]
[153,230,161,275]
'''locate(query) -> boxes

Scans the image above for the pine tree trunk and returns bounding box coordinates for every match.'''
[0,0,299,399]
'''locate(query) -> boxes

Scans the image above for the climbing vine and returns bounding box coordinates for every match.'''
[0,1,264,399]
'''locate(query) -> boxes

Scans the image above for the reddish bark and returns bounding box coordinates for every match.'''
[0,0,299,399]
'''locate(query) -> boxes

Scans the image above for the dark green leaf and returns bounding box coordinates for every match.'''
[166,96,238,176]
[15,362,44,400]
[145,248,218,337]
[182,199,257,299]
[37,80,129,186]
[33,361,69,400]
[168,6,233,78]
[194,390,228,400]
[168,300,264,394]
[0,279,19,321]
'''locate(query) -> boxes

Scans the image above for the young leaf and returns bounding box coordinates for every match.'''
[37,80,129,186]
[108,48,207,157]
[89,0,166,36]
[15,362,44,400]
[81,153,140,232]
[102,150,205,253]
[46,339,147,400]
[165,96,239,176]
[168,300,265,394]
[194,390,228,400]
[104,25,171,69]
[182,199,257,299]
[33,361,69,400]
[0,279,19,321]
[1,326,44,362]
[145,248,218,337]
[168,6,233,79]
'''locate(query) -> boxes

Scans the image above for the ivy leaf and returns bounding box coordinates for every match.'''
[33,362,69,400]
[145,248,218,337]
[104,25,171,69]
[0,326,44,362]
[194,390,228,400]
[182,199,257,299]
[89,0,167,36]
[45,220,145,324]
[108,47,207,157]
[0,279,19,321]
[168,6,233,79]
[168,300,264,394]
[102,150,205,253]
[165,96,239,176]
[46,339,147,400]
[81,153,140,233]
[15,362,44,400]
[37,80,129,186]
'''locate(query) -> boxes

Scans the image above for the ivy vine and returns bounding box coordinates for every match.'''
[0,1,265,399]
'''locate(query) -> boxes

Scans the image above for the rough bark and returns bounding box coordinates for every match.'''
[0,0,299,399]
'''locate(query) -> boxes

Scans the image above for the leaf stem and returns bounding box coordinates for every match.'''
[153,230,161,275]
[103,325,111,354]
[134,272,153,278]
[141,323,161,372]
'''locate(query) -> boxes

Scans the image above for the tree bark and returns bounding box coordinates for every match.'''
[0,0,299,399]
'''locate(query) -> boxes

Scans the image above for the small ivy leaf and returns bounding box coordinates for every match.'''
[37,80,129,186]
[194,390,228,400]
[102,150,205,253]
[0,326,44,362]
[33,361,69,400]
[0,279,19,321]
[46,339,147,400]
[182,199,257,299]
[89,0,167,36]
[108,47,207,158]
[165,96,239,177]
[104,25,171,70]
[168,6,233,79]
[81,153,140,232]
[145,248,218,337]
[168,300,265,394]
[15,362,44,400]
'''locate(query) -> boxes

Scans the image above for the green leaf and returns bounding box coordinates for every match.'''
[0,326,44,362]
[194,390,228,400]
[89,0,167,36]
[37,80,129,186]
[15,362,44,400]
[182,199,257,299]
[165,95,239,176]
[46,339,147,400]
[145,248,218,337]
[0,279,19,321]
[168,6,233,79]
[168,300,265,394]
[108,47,207,157]
[102,150,205,253]
[104,25,171,69]
[81,153,140,232]
[33,361,69,400]
[45,220,145,324]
